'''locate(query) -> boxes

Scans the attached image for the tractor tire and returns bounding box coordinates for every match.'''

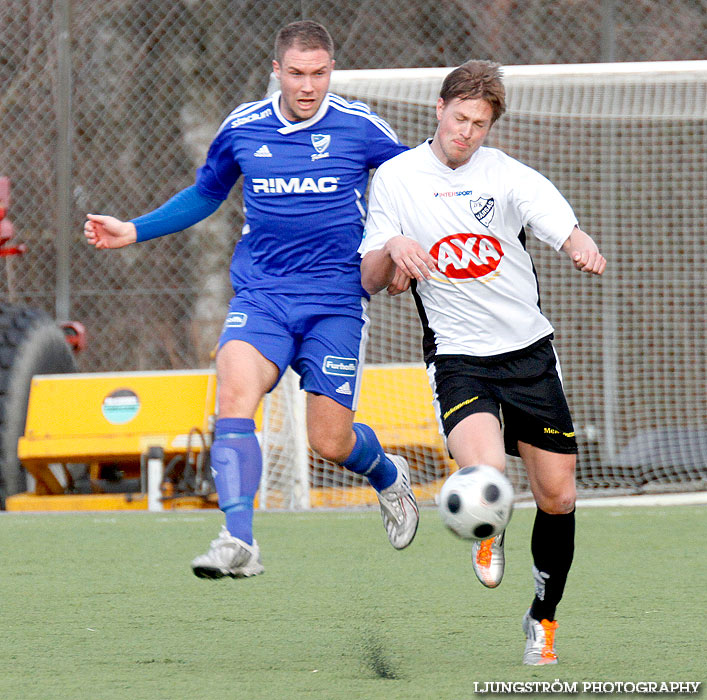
[0,304,77,506]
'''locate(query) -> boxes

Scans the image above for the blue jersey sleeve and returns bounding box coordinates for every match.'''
[195,127,242,200]
[131,185,222,242]
[362,114,408,169]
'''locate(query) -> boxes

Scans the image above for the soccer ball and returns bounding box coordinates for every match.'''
[438,465,514,540]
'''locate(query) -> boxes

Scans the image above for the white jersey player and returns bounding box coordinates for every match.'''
[362,142,578,358]
[360,60,606,666]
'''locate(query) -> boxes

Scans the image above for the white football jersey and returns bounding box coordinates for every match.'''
[360,141,578,359]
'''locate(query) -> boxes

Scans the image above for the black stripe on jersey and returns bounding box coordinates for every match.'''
[519,226,543,312]
[410,279,438,365]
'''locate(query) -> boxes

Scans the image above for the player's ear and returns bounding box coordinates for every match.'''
[272,59,281,79]
[436,97,446,121]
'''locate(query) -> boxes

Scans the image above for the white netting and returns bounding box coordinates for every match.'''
[259,61,707,507]
[4,2,706,507]
[5,1,704,373]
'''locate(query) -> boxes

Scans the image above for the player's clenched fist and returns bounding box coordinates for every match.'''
[84,214,137,249]
[562,225,606,276]
[571,248,606,275]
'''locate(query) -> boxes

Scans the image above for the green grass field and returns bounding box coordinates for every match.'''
[1,505,704,699]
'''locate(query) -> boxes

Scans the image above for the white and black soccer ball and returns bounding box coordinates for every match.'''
[438,465,514,540]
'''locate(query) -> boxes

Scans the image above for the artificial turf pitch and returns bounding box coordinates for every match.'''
[1,504,704,699]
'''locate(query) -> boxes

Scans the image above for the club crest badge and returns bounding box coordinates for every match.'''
[471,196,495,228]
[310,134,331,161]
[311,133,331,154]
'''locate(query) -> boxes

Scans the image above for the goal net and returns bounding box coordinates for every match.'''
[259,61,707,509]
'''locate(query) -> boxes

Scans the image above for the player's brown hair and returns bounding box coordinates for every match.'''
[439,60,506,123]
[274,21,335,64]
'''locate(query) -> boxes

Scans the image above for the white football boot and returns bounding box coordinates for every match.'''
[377,454,419,550]
[471,530,506,588]
[191,526,264,579]
[522,609,559,665]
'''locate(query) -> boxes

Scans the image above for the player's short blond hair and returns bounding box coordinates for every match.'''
[439,60,506,124]
[274,21,335,64]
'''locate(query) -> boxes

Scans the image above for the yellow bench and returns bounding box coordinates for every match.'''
[16,370,219,500]
[11,364,450,510]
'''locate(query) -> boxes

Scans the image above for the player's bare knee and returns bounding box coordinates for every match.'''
[309,433,351,462]
[308,426,352,464]
[216,382,261,418]
[538,491,576,515]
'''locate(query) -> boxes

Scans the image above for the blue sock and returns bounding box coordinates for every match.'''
[340,423,398,492]
[211,417,262,545]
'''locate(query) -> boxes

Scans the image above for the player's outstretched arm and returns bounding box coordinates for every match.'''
[561,225,606,275]
[84,214,137,249]
[85,186,224,250]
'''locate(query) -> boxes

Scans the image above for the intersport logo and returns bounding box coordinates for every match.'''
[430,232,503,279]
[251,177,338,194]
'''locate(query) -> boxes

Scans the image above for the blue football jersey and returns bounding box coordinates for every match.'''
[195,91,407,297]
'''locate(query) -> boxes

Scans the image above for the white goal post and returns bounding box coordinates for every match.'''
[258,61,707,509]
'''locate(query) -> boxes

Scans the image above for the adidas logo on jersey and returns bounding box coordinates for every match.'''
[254,144,272,157]
[335,381,352,395]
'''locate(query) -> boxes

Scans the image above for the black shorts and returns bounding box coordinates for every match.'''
[429,337,578,457]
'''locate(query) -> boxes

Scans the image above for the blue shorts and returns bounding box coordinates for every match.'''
[218,289,369,410]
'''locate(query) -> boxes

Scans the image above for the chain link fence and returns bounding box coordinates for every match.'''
[1,0,705,372]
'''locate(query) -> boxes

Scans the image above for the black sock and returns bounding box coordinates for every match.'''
[529,507,575,622]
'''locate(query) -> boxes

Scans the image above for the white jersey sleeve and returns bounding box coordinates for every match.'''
[506,158,577,251]
[358,164,403,255]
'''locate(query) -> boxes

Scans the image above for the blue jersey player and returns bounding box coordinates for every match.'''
[84,21,419,579]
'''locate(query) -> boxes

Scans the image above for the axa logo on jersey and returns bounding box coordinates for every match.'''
[430,233,503,279]
[251,177,339,194]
